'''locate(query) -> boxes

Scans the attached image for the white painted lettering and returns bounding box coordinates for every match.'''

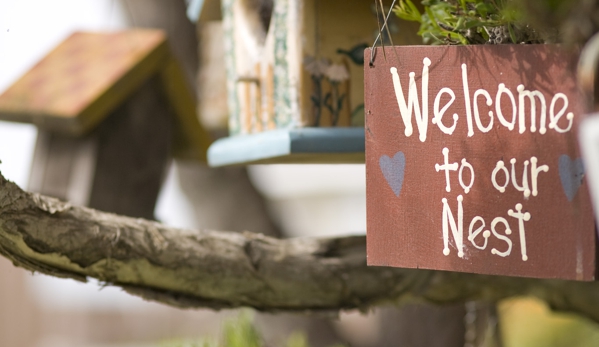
[530,157,549,197]
[433,87,458,135]
[507,203,531,261]
[517,85,547,134]
[435,147,458,193]
[442,195,464,258]
[490,217,512,257]
[468,216,490,250]
[510,158,531,198]
[549,93,574,133]
[492,160,509,193]
[496,83,517,131]
[458,158,474,194]
[390,57,431,142]
[389,62,576,138]
[473,89,493,133]
[462,63,474,137]
[422,58,431,138]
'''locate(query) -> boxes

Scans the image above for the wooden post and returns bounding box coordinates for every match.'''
[88,76,172,219]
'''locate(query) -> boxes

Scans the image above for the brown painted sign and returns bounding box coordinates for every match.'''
[365,45,596,280]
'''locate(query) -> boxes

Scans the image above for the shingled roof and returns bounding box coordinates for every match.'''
[0,29,211,161]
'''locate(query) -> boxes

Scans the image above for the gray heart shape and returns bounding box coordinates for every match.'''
[558,155,585,202]
[379,152,406,197]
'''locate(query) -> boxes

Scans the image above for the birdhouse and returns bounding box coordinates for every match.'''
[0,30,212,219]
[205,0,421,166]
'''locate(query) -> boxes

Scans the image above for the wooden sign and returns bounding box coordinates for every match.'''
[365,45,596,280]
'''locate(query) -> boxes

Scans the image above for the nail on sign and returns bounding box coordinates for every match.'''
[365,45,595,280]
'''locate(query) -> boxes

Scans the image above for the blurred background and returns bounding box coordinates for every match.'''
[1,1,599,347]
[0,2,371,346]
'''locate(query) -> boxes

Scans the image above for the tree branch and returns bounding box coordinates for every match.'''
[0,172,598,321]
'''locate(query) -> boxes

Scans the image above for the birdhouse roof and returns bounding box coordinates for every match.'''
[0,29,211,161]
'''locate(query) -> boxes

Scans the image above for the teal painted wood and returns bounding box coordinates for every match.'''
[207,128,365,166]
[185,0,203,22]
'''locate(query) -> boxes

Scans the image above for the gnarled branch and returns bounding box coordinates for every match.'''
[0,173,598,321]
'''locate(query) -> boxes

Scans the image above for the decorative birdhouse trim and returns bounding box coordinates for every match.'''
[209,0,421,166]
[272,0,293,129]
[222,0,240,135]
[207,127,364,166]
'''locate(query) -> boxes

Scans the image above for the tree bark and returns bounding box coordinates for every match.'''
[1,172,598,322]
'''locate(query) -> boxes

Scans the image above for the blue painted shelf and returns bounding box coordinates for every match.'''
[207,127,365,166]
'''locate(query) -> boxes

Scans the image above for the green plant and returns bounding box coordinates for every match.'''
[286,332,309,347]
[394,0,546,45]
[222,312,263,347]
[161,311,348,347]
[161,339,217,347]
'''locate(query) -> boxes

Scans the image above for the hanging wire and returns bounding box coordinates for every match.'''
[378,0,399,62]
[369,0,399,67]
[373,0,386,62]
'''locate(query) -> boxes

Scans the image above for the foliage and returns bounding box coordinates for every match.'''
[222,312,262,347]
[161,312,348,347]
[393,0,547,45]
[500,297,599,347]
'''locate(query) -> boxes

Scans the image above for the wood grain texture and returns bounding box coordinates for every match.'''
[87,76,172,220]
[365,45,596,280]
[28,131,78,201]
[27,77,172,220]
[3,172,599,322]
[160,57,212,162]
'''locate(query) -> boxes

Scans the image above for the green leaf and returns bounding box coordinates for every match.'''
[475,2,494,17]
[507,22,517,44]
[393,0,422,22]
[455,17,466,30]
[406,0,422,19]
[462,18,484,29]
[478,26,489,41]
[424,6,443,32]
[446,31,469,45]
